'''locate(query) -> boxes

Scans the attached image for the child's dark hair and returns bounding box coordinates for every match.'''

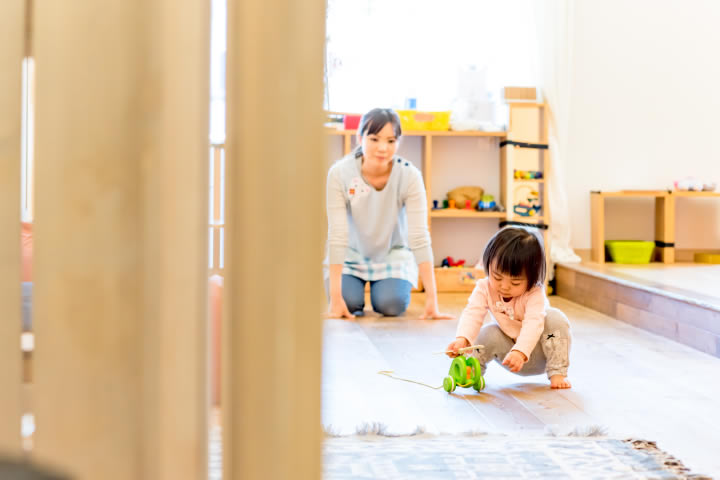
[358,108,402,137]
[482,227,546,288]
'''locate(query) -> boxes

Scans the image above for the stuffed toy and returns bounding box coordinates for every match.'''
[447,186,484,209]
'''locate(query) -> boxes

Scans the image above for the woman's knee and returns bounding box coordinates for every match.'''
[370,279,411,316]
[341,275,366,313]
[372,294,409,316]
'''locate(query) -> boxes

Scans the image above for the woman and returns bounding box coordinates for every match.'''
[325,108,451,320]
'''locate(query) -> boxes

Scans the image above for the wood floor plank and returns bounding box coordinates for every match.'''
[322,293,720,477]
[322,319,436,435]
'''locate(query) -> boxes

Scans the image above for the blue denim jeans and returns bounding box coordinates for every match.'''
[328,274,412,317]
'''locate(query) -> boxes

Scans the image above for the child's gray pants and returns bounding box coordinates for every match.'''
[470,307,571,378]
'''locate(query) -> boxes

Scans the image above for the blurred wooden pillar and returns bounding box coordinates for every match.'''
[0,0,25,456]
[224,0,325,478]
[32,1,209,479]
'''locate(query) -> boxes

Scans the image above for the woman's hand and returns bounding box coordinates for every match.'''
[502,350,527,372]
[419,299,455,320]
[445,337,470,358]
[327,296,355,320]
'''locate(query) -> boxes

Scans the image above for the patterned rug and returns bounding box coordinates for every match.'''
[323,433,711,480]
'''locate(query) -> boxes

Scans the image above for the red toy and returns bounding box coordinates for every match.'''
[441,256,466,267]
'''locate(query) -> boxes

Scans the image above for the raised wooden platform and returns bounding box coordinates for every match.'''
[556,260,720,358]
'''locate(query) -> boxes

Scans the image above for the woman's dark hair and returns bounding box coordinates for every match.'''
[354,108,402,157]
[358,108,402,138]
[482,226,546,288]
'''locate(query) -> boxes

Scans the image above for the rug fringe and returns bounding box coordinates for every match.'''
[323,422,609,438]
[544,423,608,437]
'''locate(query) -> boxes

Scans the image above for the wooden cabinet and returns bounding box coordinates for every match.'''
[590,190,720,264]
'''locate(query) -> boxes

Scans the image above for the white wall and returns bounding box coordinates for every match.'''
[565,0,720,250]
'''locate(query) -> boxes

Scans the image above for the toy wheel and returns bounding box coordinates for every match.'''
[465,357,481,383]
[449,357,468,384]
[473,375,486,391]
[443,376,456,392]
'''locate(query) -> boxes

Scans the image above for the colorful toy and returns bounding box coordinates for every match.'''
[442,199,449,208]
[446,186,484,210]
[441,256,466,268]
[448,199,456,209]
[477,194,497,211]
[674,177,717,192]
[513,186,541,217]
[514,169,543,180]
[443,355,486,392]
[433,200,439,209]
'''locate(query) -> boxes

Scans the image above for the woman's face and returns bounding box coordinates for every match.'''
[360,122,398,165]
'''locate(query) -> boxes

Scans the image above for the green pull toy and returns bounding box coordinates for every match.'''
[443,356,486,393]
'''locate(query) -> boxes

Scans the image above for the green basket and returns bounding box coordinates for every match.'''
[604,240,655,264]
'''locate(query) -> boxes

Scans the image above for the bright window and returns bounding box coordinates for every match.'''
[325,0,539,113]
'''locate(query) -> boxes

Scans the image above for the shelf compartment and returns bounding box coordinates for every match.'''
[435,267,485,292]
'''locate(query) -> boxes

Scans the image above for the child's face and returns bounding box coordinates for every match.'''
[360,122,398,165]
[489,264,528,299]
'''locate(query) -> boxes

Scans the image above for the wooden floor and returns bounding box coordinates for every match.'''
[322,293,720,478]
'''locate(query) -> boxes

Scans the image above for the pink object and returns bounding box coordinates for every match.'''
[21,222,32,282]
[209,274,223,406]
[456,279,548,360]
[343,114,361,130]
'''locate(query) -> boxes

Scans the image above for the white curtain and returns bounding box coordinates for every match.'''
[535,0,581,272]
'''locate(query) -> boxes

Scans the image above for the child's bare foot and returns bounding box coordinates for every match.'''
[550,375,572,389]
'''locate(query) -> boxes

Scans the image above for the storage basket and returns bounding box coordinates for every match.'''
[435,267,484,292]
[604,240,655,264]
[397,110,450,131]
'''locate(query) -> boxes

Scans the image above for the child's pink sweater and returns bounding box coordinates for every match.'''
[455,278,549,360]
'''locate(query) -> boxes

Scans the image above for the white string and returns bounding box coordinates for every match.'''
[377,370,444,389]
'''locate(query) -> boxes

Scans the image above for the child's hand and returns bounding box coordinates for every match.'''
[445,337,470,358]
[502,350,527,372]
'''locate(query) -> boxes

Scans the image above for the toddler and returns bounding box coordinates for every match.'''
[446,227,571,389]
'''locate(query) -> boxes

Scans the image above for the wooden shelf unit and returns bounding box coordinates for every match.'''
[326,102,552,290]
[590,190,720,264]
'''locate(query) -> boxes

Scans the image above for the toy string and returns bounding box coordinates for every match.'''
[377,370,473,390]
[433,343,485,355]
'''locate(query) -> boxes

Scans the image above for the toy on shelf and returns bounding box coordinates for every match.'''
[514,169,543,180]
[443,354,486,393]
[476,194,504,212]
[446,186,484,209]
[673,177,717,192]
[513,185,542,217]
[440,256,466,268]
[478,194,495,210]
[433,200,439,209]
